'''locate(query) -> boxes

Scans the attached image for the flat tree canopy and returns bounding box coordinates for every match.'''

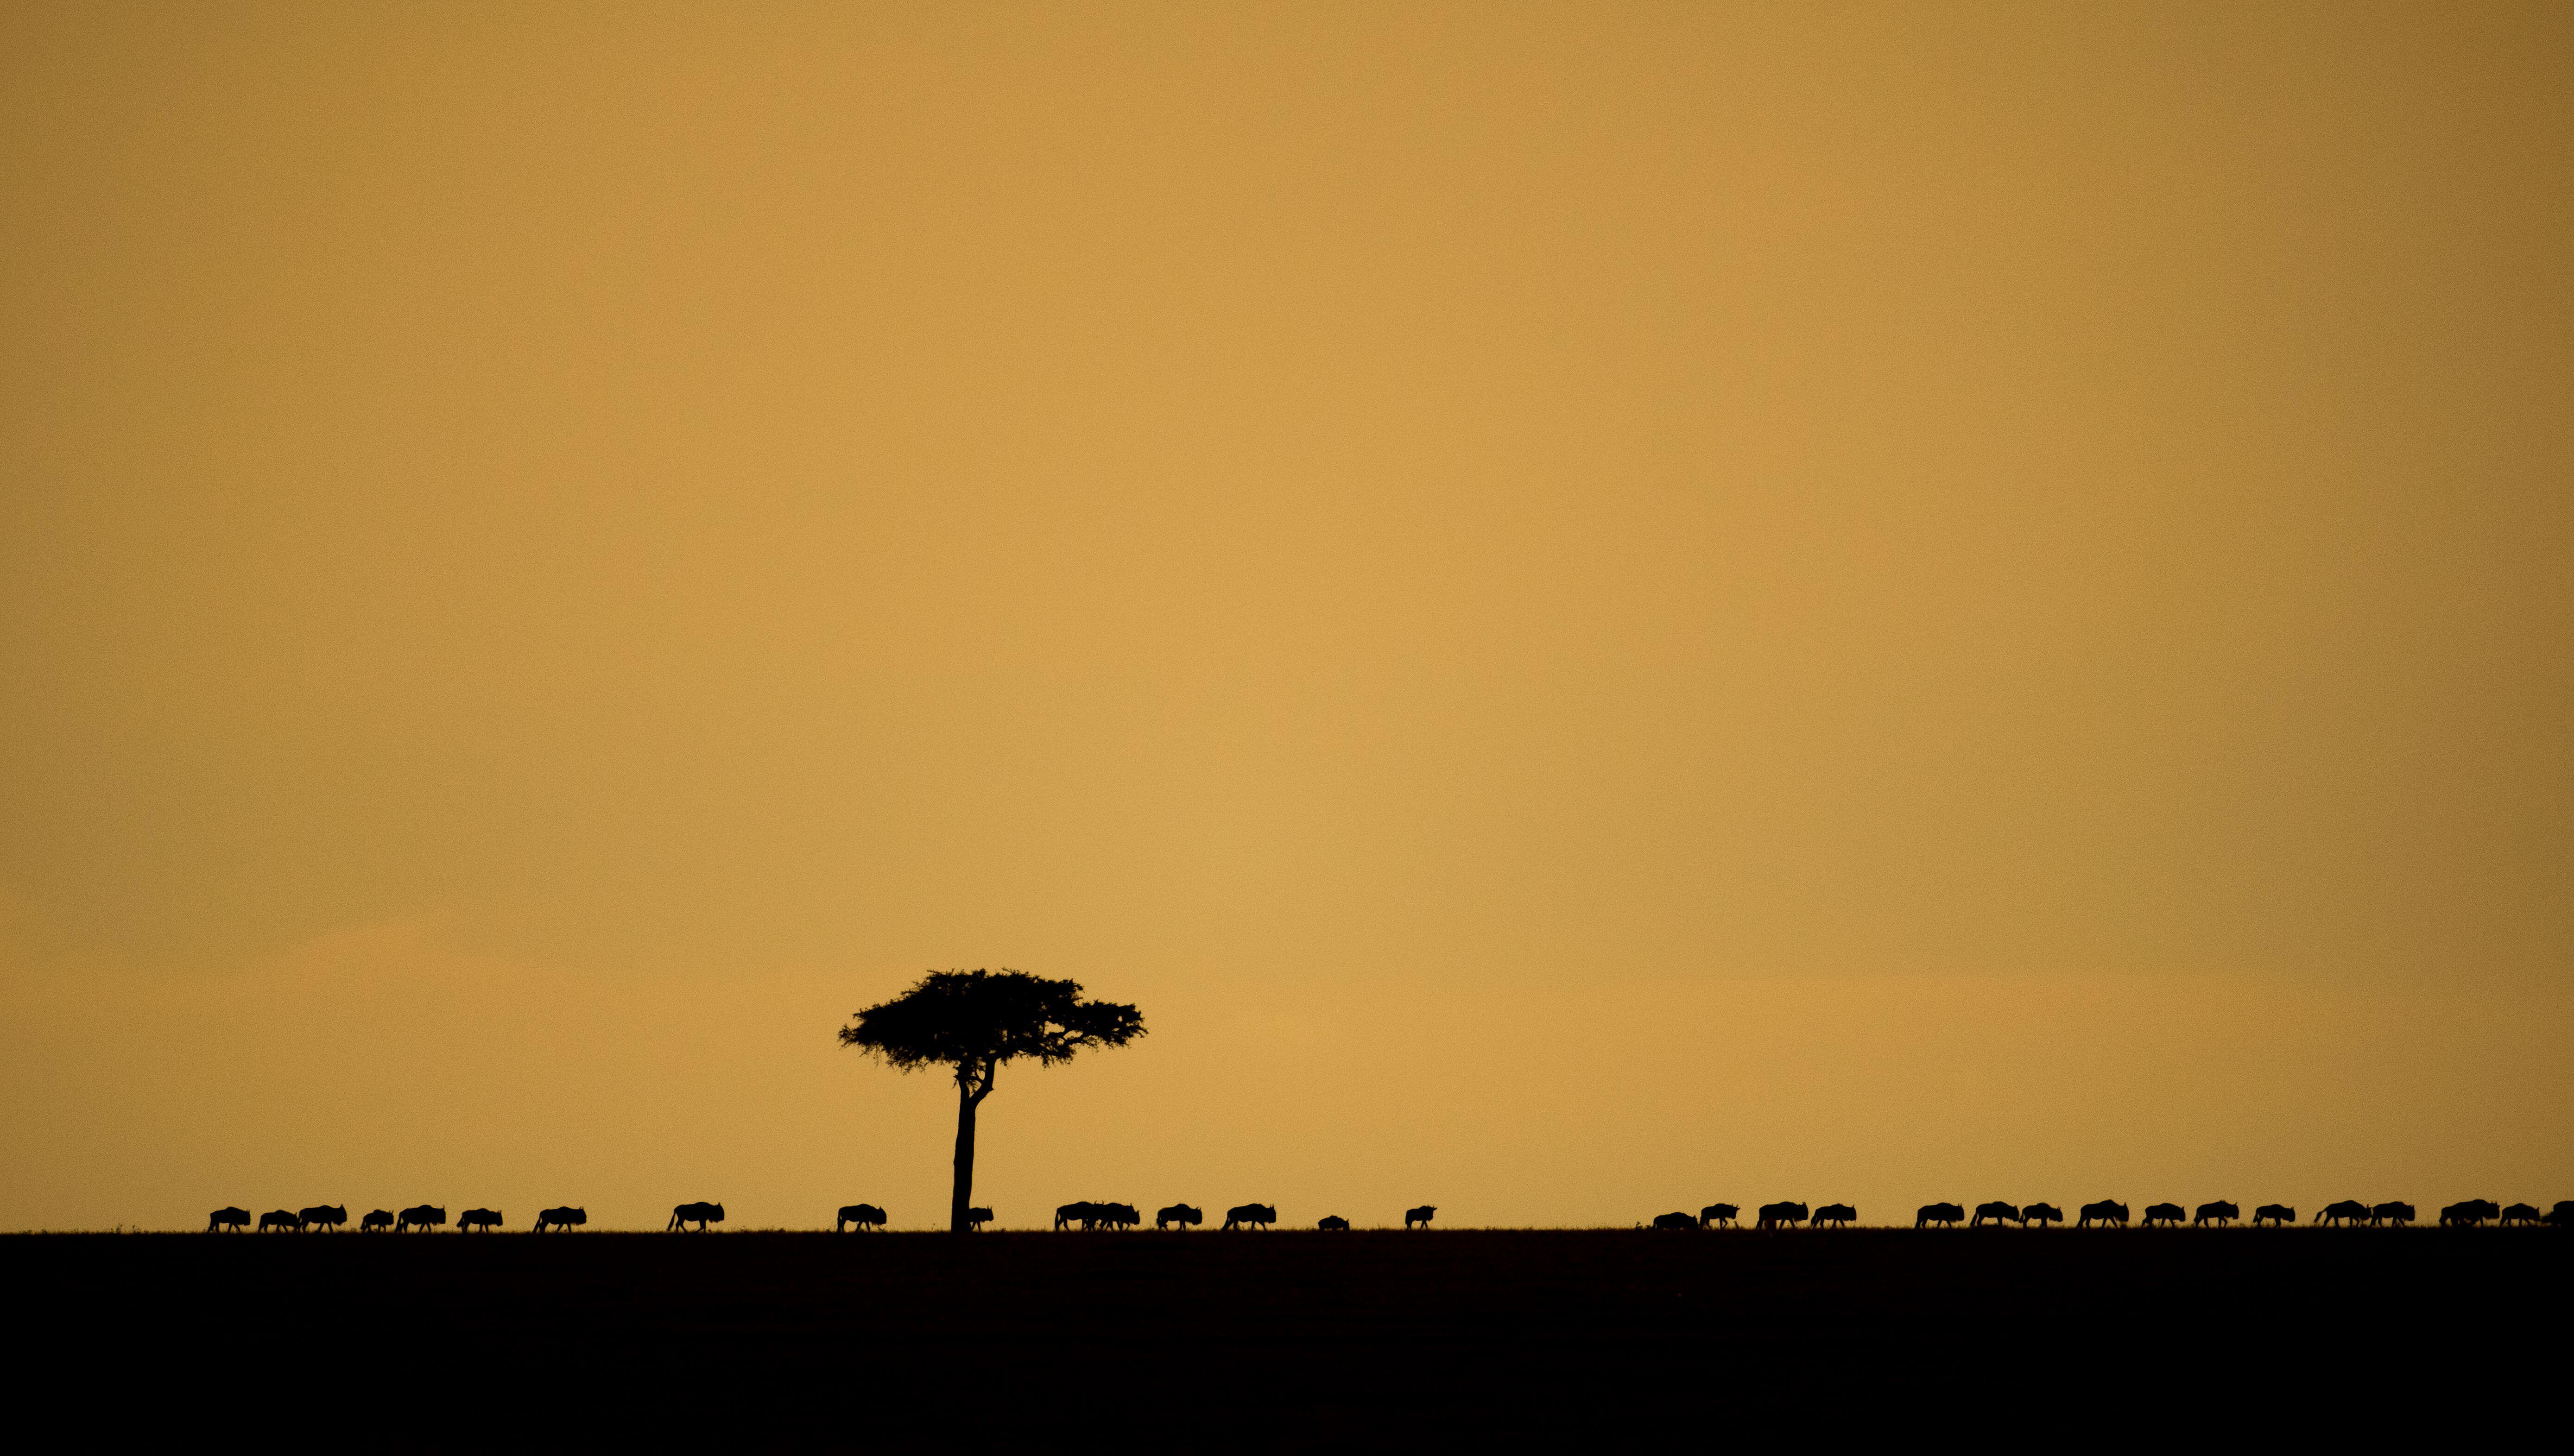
[841,969,1144,1231]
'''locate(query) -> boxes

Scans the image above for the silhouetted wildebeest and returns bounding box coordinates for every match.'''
[207,1207,250,1233]
[835,1204,885,1232]
[1651,1211,1698,1231]
[458,1208,502,1232]
[2193,1200,2239,1227]
[1225,1203,1278,1230]
[1098,1202,1141,1230]
[1915,1202,1964,1229]
[299,1204,347,1232]
[1405,1205,1438,1230]
[397,1204,446,1232]
[1155,1204,1202,1230]
[1055,1201,1096,1230]
[360,1209,394,1232]
[2372,1201,2414,1227]
[2140,1203,2185,1228]
[1699,1204,1739,1229]
[2023,1202,2063,1227]
[2252,1204,2293,1227]
[667,1201,723,1231]
[1812,1203,1856,1228]
[258,1209,304,1232]
[2545,1201,2574,1228]
[2440,1199,2499,1228]
[2317,1199,2370,1227]
[2499,1203,2542,1227]
[538,1206,588,1232]
[965,1207,993,1230]
[1318,1214,1350,1231]
[1971,1201,2021,1228]
[1758,1201,1809,1229]
[2077,1199,2128,1228]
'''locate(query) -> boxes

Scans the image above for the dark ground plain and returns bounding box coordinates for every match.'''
[15,1226,2567,1448]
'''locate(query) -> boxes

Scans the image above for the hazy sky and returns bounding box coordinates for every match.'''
[5,1,2569,1229]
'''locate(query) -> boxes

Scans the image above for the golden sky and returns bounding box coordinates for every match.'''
[5,2,2569,1229]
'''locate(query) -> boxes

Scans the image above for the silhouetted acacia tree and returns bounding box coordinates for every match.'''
[840,969,1145,1233]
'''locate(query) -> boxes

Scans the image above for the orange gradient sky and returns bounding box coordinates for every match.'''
[4,1,2570,1229]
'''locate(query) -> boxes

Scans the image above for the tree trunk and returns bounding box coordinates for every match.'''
[949,1074,978,1233]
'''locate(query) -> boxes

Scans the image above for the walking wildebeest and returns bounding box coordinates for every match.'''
[538,1206,588,1232]
[1651,1211,1698,1231]
[1155,1204,1202,1230]
[1404,1205,1437,1230]
[2141,1203,2185,1228]
[1097,1202,1140,1230]
[208,1207,250,1233]
[2372,1201,2414,1227]
[2077,1199,2129,1228]
[2499,1203,2542,1227]
[2193,1200,2239,1227]
[835,1204,885,1232]
[299,1204,347,1232]
[1812,1203,1856,1229]
[1225,1203,1278,1230]
[1758,1201,1809,1229]
[965,1207,993,1230]
[2440,1199,2499,1228]
[2545,1201,2574,1228]
[258,1209,304,1232]
[1699,1204,1739,1229]
[2022,1202,2063,1227]
[2317,1199,2370,1227]
[668,1201,723,1231]
[1318,1215,1350,1231]
[1054,1201,1097,1231]
[1915,1202,1964,1229]
[1971,1201,2021,1228]
[360,1209,395,1232]
[2252,1204,2294,1227]
[458,1208,502,1232]
[397,1204,446,1232]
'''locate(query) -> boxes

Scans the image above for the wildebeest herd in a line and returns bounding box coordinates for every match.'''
[202,1196,2569,1233]
[204,1204,591,1233]
[1644,1198,2574,1230]
[199,1199,1437,1233]
[1037,1201,1437,1230]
